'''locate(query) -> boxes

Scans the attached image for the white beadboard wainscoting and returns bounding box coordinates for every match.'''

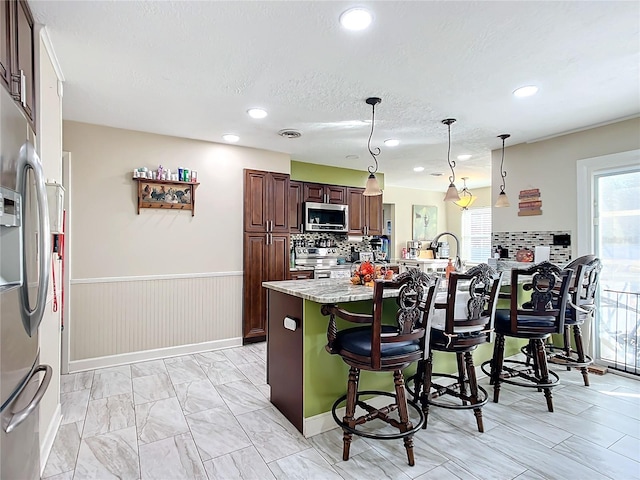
[68,272,243,371]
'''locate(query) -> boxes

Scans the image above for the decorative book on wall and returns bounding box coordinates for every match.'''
[518,188,542,216]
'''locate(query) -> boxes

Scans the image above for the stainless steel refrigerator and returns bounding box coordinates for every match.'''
[1,87,52,479]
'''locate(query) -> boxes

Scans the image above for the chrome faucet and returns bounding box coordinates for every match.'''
[430,232,462,271]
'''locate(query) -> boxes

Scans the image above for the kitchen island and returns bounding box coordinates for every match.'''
[262,277,524,437]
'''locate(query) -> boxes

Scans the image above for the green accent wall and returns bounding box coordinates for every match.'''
[291,160,385,190]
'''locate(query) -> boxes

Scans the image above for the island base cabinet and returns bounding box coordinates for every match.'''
[266,290,303,432]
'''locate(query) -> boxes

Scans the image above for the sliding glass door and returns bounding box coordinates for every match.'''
[594,169,640,374]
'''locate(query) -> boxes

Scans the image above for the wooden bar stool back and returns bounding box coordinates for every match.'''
[481,261,573,412]
[413,264,503,433]
[321,269,439,466]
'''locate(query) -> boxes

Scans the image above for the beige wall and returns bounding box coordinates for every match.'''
[36,29,64,469]
[63,122,290,364]
[382,186,447,258]
[491,117,640,257]
[64,122,290,279]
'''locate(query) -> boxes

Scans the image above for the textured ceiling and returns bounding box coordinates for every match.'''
[30,1,640,191]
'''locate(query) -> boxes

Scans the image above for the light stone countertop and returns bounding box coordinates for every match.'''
[262,279,400,304]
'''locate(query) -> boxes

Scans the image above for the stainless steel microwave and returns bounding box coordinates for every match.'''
[304,202,348,233]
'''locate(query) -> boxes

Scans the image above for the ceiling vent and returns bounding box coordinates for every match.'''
[278,129,302,139]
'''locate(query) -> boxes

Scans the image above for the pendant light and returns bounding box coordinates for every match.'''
[495,134,511,207]
[363,97,383,196]
[442,118,460,202]
[454,177,476,210]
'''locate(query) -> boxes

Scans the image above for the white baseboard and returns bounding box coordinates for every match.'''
[68,338,243,372]
[40,403,62,476]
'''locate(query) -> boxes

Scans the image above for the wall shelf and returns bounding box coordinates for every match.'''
[133,177,200,216]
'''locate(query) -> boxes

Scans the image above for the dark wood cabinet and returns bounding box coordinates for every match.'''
[0,0,34,124]
[289,180,304,234]
[303,183,346,205]
[244,169,290,233]
[347,187,383,236]
[13,0,34,123]
[243,169,290,343]
[0,2,9,89]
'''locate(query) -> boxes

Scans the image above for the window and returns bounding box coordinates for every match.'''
[461,207,492,263]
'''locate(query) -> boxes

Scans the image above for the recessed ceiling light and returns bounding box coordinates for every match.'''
[247,108,268,119]
[430,172,444,177]
[222,134,239,143]
[513,85,539,97]
[413,166,424,172]
[340,8,372,31]
[384,139,400,147]
[457,154,472,161]
[346,154,359,160]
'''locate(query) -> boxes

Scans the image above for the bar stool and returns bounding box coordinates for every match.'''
[547,257,602,386]
[321,269,439,466]
[481,262,573,412]
[412,264,503,432]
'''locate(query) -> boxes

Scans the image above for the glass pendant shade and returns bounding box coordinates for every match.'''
[444,182,461,202]
[455,193,476,209]
[495,191,510,207]
[363,173,382,196]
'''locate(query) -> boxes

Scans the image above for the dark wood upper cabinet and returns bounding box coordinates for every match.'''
[0,2,9,89]
[1,0,35,125]
[303,182,346,205]
[14,0,34,122]
[289,180,304,234]
[346,186,383,236]
[244,169,290,233]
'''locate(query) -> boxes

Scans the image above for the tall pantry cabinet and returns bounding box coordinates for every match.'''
[243,169,290,343]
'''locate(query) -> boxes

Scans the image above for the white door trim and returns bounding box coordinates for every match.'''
[61,151,71,374]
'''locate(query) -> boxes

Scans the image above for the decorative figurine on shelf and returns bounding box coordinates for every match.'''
[157,165,164,181]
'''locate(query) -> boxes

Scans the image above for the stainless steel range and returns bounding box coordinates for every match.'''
[294,247,352,279]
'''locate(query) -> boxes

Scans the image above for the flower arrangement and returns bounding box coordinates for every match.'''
[350,261,393,286]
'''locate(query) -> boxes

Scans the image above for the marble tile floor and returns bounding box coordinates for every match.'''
[44,344,640,480]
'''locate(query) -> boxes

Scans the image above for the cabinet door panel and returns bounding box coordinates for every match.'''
[270,172,290,232]
[244,170,268,232]
[303,183,324,203]
[326,185,346,204]
[347,187,365,235]
[243,234,268,339]
[0,1,9,89]
[365,194,383,236]
[15,0,34,122]
[269,235,290,282]
[289,181,303,233]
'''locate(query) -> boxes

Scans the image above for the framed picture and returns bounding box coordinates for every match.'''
[412,205,437,241]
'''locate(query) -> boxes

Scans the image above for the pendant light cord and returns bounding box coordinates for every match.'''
[447,122,456,184]
[367,101,381,175]
[498,134,510,194]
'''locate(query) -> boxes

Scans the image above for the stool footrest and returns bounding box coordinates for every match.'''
[332,390,425,440]
[481,359,560,389]
[547,345,593,367]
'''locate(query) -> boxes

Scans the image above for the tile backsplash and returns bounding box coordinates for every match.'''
[291,232,375,259]
[493,231,572,265]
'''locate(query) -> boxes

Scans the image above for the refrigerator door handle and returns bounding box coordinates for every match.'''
[16,142,51,337]
[3,364,52,434]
